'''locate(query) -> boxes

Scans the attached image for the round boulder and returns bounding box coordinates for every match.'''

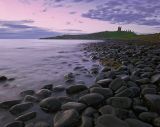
[95,115,129,127]
[79,93,104,106]
[61,102,86,112]
[40,97,61,112]
[66,85,88,95]
[54,109,80,127]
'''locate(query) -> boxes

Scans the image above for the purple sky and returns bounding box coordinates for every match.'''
[0,0,160,38]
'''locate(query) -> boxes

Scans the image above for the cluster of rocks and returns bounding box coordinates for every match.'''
[1,40,160,127]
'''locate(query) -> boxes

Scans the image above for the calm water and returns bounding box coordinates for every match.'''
[0,39,100,101]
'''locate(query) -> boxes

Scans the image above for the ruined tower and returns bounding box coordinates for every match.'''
[118,26,122,32]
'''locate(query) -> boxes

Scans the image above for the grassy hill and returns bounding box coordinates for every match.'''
[41,31,160,43]
[42,31,137,40]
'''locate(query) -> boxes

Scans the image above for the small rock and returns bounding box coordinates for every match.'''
[133,105,148,114]
[0,76,8,82]
[0,100,21,109]
[66,85,88,95]
[15,112,36,122]
[80,116,93,127]
[40,97,61,112]
[41,84,53,91]
[20,90,35,97]
[107,97,132,109]
[139,112,158,123]
[95,115,129,127]
[24,95,38,102]
[9,102,33,115]
[61,102,86,112]
[151,74,160,84]
[36,89,52,100]
[96,78,112,88]
[34,122,50,127]
[82,107,98,117]
[153,117,160,127]
[90,87,113,98]
[53,85,65,92]
[99,105,116,115]
[144,94,160,114]
[109,78,125,91]
[54,109,80,127]
[141,88,157,95]
[125,118,153,127]
[79,93,104,106]
[4,121,24,127]
[57,96,74,104]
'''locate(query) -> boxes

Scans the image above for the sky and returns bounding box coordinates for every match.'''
[0,0,160,38]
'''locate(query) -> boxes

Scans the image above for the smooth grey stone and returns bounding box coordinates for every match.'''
[80,116,93,127]
[90,87,113,98]
[139,112,158,123]
[109,78,125,91]
[54,109,79,127]
[15,112,36,122]
[141,88,157,95]
[20,90,35,97]
[99,105,115,115]
[82,107,97,117]
[9,102,33,115]
[41,84,53,91]
[79,93,104,106]
[57,96,74,104]
[53,85,65,92]
[107,97,132,109]
[125,118,153,127]
[153,117,160,127]
[4,121,24,127]
[96,78,112,88]
[24,95,38,102]
[151,74,160,84]
[95,115,129,127]
[40,97,61,112]
[144,94,160,114]
[133,105,148,114]
[36,89,52,100]
[61,102,86,112]
[0,100,21,109]
[66,85,87,95]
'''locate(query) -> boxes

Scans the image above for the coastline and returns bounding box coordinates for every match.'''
[1,40,160,127]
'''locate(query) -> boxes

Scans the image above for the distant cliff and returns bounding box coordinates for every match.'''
[41,31,137,40]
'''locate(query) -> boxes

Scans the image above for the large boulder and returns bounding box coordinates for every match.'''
[54,109,80,127]
[79,93,104,106]
[61,102,86,112]
[66,85,88,95]
[40,97,61,112]
[125,118,153,127]
[144,94,160,114]
[106,97,132,109]
[9,102,33,115]
[90,87,113,99]
[95,115,129,127]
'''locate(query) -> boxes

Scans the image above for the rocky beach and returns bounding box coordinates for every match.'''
[1,40,160,127]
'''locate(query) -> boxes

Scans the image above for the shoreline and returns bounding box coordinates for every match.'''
[1,40,160,127]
